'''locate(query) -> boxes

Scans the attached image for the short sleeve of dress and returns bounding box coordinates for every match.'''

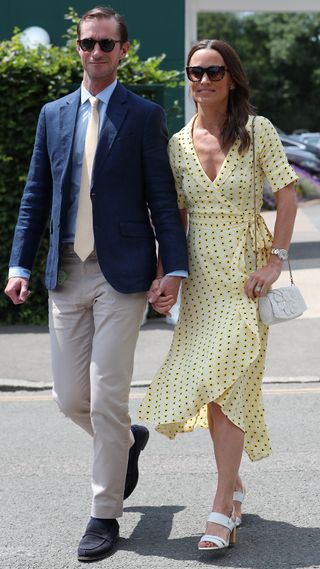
[168,136,187,209]
[256,117,298,193]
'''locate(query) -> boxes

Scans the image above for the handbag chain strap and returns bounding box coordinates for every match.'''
[251,116,294,285]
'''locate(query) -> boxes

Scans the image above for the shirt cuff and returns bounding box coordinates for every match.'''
[165,270,188,278]
[8,267,31,279]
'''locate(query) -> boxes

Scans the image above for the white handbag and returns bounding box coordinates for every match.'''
[258,284,307,326]
[251,117,307,326]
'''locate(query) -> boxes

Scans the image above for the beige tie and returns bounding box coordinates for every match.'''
[74,96,100,261]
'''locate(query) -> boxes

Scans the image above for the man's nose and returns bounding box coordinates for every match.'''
[92,41,104,55]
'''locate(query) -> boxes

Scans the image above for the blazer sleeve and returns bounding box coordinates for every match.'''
[9,106,52,270]
[141,105,188,274]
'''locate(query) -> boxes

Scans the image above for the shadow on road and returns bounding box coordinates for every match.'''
[122,507,319,567]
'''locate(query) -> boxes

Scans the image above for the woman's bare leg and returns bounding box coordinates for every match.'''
[233,472,245,521]
[199,402,244,548]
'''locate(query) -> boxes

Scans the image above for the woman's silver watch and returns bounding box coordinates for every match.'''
[270,247,288,261]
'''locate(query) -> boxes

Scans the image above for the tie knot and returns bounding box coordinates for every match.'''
[89,96,99,109]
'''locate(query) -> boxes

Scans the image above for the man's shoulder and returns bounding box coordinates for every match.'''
[118,82,163,114]
[43,88,81,111]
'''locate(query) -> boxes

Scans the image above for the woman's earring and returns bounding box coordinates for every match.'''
[230,85,235,90]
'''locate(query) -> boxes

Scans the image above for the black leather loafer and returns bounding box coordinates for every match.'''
[78,517,119,562]
[124,424,149,499]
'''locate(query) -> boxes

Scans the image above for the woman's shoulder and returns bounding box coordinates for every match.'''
[171,117,195,140]
[249,114,277,134]
[169,119,194,154]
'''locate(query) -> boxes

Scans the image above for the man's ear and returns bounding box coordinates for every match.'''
[119,41,130,61]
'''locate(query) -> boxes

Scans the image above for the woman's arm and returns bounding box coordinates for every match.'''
[245,183,297,299]
[272,183,297,250]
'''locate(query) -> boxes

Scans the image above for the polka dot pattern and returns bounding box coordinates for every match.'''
[138,115,298,462]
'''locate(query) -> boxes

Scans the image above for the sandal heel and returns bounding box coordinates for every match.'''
[229,527,237,545]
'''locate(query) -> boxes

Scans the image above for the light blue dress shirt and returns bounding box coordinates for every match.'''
[63,81,117,242]
[9,80,187,280]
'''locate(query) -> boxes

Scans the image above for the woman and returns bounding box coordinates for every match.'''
[138,40,297,551]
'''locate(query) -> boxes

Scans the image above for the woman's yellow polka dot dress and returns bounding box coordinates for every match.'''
[138,115,298,461]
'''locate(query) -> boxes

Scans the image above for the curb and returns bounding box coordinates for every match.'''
[0,376,319,391]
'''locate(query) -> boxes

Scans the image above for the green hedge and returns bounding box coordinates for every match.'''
[0,10,182,324]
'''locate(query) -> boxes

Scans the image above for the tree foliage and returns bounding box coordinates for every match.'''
[0,9,182,324]
[198,12,320,132]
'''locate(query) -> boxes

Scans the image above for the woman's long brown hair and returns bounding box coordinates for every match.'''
[187,39,255,154]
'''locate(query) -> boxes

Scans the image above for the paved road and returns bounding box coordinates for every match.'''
[1,384,320,569]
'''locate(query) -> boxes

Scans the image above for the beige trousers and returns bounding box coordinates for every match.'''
[48,246,147,518]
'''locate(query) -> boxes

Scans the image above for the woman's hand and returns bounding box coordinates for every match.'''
[246,182,297,300]
[244,259,282,300]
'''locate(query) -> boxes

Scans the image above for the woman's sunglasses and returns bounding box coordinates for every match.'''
[77,38,121,53]
[186,65,228,82]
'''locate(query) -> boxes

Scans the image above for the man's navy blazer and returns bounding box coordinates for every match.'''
[9,82,188,293]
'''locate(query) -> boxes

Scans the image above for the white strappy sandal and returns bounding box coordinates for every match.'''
[198,512,237,551]
[233,489,246,527]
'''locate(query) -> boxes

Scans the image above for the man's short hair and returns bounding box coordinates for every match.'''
[77,6,128,43]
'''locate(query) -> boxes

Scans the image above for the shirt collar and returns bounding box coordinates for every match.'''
[80,79,118,106]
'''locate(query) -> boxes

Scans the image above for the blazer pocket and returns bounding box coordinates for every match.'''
[119,222,153,238]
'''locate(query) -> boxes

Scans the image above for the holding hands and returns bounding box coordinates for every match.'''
[148,275,182,316]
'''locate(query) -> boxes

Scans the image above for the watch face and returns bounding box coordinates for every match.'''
[271,248,288,260]
[277,249,287,260]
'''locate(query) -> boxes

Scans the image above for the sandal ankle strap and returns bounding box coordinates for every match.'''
[207,512,235,530]
[233,490,245,503]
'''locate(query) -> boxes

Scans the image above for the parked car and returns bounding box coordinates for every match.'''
[296,132,320,150]
[283,131,320,158]
[279,134,320,175]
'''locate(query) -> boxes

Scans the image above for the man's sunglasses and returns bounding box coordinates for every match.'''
[77,38,122,53]
[186,65,228,82]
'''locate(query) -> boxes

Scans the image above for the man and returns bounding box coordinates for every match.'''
[5,6,188,562]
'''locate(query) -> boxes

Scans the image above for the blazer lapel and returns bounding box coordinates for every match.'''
[92,82,129,183]
[60,89,81,181]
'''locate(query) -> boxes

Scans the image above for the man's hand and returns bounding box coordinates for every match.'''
[148,276,182,316]
[4,277,31,305]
